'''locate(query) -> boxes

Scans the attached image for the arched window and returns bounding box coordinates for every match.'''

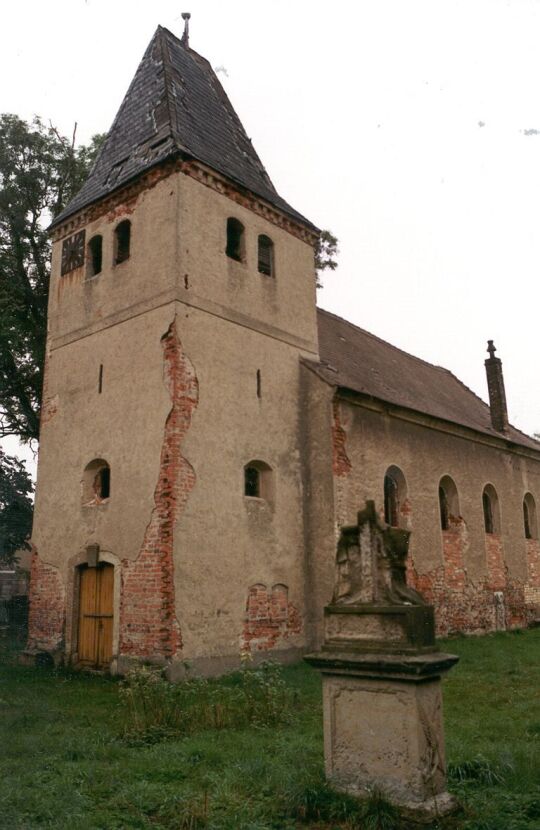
[245,465,260,497]
[226,218,245,262]
[383,465,407,527]
[114,220,131,265]
[482,484,500,534]
[439,476,460,530]
[258,234,274,276]
[244,460,273,501]
[87,235,103,277]
[82,459,111,505]
[439,487,449,530]
[523,493,538,540]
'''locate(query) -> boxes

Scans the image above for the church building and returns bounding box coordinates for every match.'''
[27,24,540,675]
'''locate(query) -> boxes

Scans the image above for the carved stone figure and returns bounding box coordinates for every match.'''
[332,500,425,607]
[305,501,459,821]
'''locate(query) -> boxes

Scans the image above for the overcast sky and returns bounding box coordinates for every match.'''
[2,0,540,474]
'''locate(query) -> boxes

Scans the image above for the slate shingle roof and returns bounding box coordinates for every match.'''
[314,308,539,451]
[51,26,314,230]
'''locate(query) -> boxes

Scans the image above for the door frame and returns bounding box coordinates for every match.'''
[66,548,121,673]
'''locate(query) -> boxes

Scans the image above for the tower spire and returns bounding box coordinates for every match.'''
[181,12,191,47]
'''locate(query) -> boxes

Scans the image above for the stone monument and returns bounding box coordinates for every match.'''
[305,501,459,822]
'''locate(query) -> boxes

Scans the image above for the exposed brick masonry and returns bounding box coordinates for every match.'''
[408,523,532,634]
[329,397,535,635]
[119,318,198,659]
[51,158,317,248]
[442,517,467,591]
[39,342,59,429]
[485,533,506,591]
[241,583,302,653]
[332,401,352,477]
[525,539,540,607]
[27,548,65,651]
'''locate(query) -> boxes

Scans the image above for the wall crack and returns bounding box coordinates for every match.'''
[119,316,198,660]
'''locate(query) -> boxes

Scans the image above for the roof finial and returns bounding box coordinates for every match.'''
[181,12,191,47]
[487,339,497,359]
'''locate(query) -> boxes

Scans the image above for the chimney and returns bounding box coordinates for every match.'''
[484,340,509,433]
[181,12,191,47]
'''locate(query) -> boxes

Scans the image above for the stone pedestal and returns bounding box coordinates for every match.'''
[305,502,459,822]
[305,648,459,822]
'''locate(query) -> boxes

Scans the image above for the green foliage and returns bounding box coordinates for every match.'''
[118,665,187,743]
[238,656,297,726]
[1,630,540,829]
[151,794,210,829]
[281,775,399,828]
[0,114,104,444]
[0,115,103,561]
[281,772,363,823]
[315,228,339,288]
[448,756,507,787]
[361,790,401,830]
[0,449,33,564]
[119,660,297,745]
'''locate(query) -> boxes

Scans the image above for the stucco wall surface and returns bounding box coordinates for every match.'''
[49,177,178,346]
[170,303,309,665]
[329,396,540,634]
[176,174,318,354]
[30,303,175,658]
[164,173,319,669]
[30,166,319,672]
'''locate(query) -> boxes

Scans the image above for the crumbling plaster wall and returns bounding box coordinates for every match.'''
[30,166,320,674]
[175,172,318,354]
[168,306,310,674]
[166,174,320,675]
[330,396,540,634]
[31,175,181,662]
[49,176,179,343]
[31,304,174,657]
[299,367,336,650]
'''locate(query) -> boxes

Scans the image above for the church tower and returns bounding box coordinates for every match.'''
[28,24,319,675]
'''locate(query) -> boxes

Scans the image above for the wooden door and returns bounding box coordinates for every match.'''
[78,563,114,668]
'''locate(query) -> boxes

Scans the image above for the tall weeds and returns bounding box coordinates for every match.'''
[119,659,296,744]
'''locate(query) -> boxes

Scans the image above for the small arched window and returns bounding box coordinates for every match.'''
[258,235,274,276]
[482,484,500,534]
[114,220,131,265]
[245,465,260,498]
[523,493,538,540]
[82,459,111,505]
[383,465,407,528]
[98,467,111,499]
[439,487,449,530]
[244,460,273,501]
[226,218,245,262]
[87,235,103,277]
[439,476,460,530]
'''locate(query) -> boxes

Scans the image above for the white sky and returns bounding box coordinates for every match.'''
[2,0,540,476]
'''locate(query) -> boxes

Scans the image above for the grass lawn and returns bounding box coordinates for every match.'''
[0,629,539,829]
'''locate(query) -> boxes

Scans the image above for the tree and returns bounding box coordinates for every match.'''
[315,229,339,288]
[0,115,104,444]
[0,115,103,563]
[0,450,33,565]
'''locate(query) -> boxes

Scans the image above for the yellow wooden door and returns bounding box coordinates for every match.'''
[96,564,114,666]
[78,563,114,668]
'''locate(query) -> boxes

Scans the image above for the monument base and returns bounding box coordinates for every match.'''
[333,785,459,825]
[304,649,460,823]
